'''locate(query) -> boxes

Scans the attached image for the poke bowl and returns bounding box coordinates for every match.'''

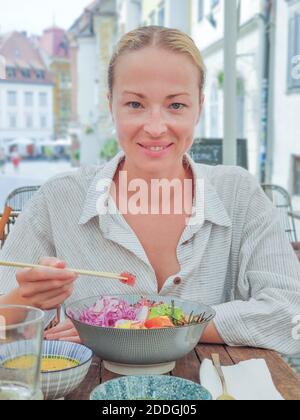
[66,295,215,376]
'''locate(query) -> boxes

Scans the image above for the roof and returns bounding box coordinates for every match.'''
[39,27,70,59]
[0,31,53,84]
[68,0,102,36]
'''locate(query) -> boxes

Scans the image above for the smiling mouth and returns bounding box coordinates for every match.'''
[138,144,173,152]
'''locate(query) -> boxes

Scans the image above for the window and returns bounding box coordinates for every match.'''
[7,91,17,106]
[198,0,204,22]
[25,114,33,129]
[236,78,245,138]
[210,0,219,9]
[39,92,48,107]
[21,68,31,78]
[158,2,165,26]
[293,156,300,195]
[288,12,300,91]
[210,84,219,138]
[7,67,16,78]
[24,92,33,107]
[149,11,156,25]
[36,70,45,80]
[9,114,17,128]
[40,115,47,129]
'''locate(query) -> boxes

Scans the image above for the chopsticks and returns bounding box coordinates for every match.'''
[0,260,136,286]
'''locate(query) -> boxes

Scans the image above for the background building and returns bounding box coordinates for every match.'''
[117,0,142,39]
[272,0,300,203]
[142,0,191,33]
[0,31,53,155]
[39,27,72,139]
[191,0,265,177]
[68,0,117,166]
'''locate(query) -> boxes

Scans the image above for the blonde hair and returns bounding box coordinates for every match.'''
[108,26,206,101]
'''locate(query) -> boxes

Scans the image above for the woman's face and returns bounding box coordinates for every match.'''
[109,47,203,175]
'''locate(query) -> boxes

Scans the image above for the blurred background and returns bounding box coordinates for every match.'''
[0,0,299,221]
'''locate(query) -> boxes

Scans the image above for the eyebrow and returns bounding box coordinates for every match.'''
[122,91,190,99]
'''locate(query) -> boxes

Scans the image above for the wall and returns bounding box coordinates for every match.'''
[0,81,53,144]
[272,0,300,194]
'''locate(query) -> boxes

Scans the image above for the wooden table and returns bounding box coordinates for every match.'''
[66,344,300,400]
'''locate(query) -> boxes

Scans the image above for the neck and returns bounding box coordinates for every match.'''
[121,156,189,186]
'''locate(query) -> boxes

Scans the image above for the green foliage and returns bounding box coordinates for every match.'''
[100,138,119,161]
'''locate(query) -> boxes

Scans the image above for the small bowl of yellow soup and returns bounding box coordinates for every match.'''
[1,341,93,400]
[40,340,93,400]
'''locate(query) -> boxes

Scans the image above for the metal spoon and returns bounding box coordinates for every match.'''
[211,353,236,401]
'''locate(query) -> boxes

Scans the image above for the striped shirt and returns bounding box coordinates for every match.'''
[1,151,300,355]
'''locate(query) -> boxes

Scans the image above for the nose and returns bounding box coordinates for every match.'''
[143,110,168,138]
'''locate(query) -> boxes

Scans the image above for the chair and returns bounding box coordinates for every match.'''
[5,186,41,212]
[261,184,298,242]
[0,186,40,248]
[0,208,20,249]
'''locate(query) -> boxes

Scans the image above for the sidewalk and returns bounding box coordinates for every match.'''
[0,160,74,210]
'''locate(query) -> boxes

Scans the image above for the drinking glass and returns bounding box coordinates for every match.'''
[0,305,44,400]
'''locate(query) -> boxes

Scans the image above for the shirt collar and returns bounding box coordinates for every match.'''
[79,151,232,229]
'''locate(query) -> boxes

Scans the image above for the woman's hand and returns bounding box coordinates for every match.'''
[44,319,81,344]
[16,257,78,311]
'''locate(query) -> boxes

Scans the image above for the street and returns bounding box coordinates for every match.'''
[0,160,75,210]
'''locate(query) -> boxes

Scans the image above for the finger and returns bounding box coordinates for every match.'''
[39,257,67,269]
[18,267,77,283]
[20,278,75,298]
[45,319,75,335]
[30,286,73,310]
[39,289,73,310]
[55,336,82,344]
[45,328,79,340]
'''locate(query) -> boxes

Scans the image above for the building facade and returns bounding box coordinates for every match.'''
[0,31,53,153]
[39,27,72,139]
[142,0,191,33]
[68,0,117,166]
[272,0,300,199]
[191,0,265,177]
[117,0,142,39]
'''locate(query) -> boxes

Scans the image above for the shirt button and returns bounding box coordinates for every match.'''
[173,277,182,286]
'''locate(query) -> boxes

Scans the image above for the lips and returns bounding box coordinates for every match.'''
[137,143,173,152]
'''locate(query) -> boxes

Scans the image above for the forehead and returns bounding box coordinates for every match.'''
[113,47,199,96]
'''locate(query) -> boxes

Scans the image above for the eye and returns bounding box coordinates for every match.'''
[170,103,186,110]
[127,102,142,109]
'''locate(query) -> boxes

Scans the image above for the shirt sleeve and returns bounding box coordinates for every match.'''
[213,175,300,356]
[0,187,56,325]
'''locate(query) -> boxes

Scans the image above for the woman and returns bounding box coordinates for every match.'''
[0,27,300,353]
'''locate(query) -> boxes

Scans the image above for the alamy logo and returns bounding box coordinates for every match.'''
[292,55,300,81]
[95,173,205,227]
[0,315,6,340]
[0,55,6,80]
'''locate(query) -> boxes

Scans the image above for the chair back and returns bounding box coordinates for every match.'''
[5,186,40,212]
[262,184,298,242]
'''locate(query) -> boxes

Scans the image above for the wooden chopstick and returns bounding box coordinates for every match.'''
[0,260,128,281]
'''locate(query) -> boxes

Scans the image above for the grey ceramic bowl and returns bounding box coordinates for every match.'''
[66,295,215,372]
[90,375,212,400]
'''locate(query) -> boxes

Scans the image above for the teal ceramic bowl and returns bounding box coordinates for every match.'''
[90,375,212,400]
